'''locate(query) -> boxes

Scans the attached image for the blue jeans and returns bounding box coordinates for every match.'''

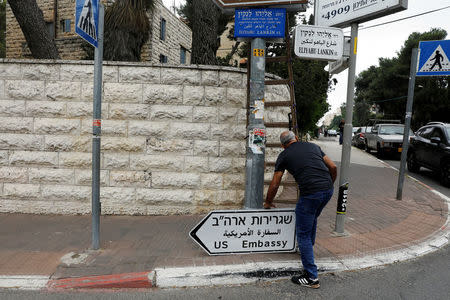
[295,188,334,279]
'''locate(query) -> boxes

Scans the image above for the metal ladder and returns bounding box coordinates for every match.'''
[246,13,298,204]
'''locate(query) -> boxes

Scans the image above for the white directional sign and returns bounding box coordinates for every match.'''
[315,0,408,28]
[75,0,99,47]
[294,25,344,61]
[417,40,450,77]
[190,209,296,255]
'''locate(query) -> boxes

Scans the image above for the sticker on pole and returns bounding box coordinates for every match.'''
[75,0,99,48]
[249,128,266,154]
[417,40,450,76]
[336,182,349,214]
[190,209,296,255]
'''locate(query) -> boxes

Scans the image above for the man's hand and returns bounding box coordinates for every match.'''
[263,201,276,209]
[265,171,283,209]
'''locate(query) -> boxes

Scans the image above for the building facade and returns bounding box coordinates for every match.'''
[6,0,191,65]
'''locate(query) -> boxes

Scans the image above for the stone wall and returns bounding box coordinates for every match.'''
[0,60,290,215]
[6,0,191,64]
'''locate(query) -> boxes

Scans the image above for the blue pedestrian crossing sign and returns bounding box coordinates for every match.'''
[417,40,450,76]
[75,0,99,48]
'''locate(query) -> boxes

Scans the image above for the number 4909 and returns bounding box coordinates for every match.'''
[322,5,350,20]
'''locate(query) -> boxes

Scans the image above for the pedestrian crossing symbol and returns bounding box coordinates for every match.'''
[417,40,450,76]
[75,0,99,48]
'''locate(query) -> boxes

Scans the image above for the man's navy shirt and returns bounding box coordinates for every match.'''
[274,142,333,196]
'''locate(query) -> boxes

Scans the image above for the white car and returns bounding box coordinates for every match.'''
[328,129,337,136]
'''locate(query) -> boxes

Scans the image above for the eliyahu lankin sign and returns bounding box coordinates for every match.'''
[315,0,408,28]
[294,25,344,61]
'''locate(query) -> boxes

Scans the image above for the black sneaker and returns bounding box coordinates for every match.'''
[291,275,320,289]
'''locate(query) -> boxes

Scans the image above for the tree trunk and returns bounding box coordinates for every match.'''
[191,0,219,65]
[8,0,59,59]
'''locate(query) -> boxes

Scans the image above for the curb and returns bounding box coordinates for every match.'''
[47,271,155,289]
[0,275,49,290]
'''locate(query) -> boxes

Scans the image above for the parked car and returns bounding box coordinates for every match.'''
[352,126,371,149]
[407,122,450,187]
[328,129,337,137]
[365,123,413,158]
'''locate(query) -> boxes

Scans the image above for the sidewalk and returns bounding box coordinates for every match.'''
[0,144,449,290]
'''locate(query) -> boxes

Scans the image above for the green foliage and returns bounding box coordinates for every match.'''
[101,0,154,61]
[354,28,449,129]
[0,0,5,58]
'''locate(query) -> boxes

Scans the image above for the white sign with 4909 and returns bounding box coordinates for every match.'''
[315,0,407,28]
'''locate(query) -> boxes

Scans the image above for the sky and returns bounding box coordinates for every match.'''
[162,0,450,118]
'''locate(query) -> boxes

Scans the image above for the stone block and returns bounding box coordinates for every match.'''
[103,153,130,169]
[161,68,201,85]
[194,190,217,205]
[104,82,142,103]
[45,135,91,152]
[102,66,119,82]
[0,151,7,165]
[193,107,218,122]
[143,84,183,104]
[183,86,204,106]
[81,119,126,136]
[209,157,232,173]
[0,100,26,117]
[130,154,184,171]
[152,172,200,188]
[210,124,246,141]
[219,141,246,157]
[194,140,218,156]
[0,167,28,183]
[184,156,209,172]
[80,82,94,101]
[0,117,33,133]
[119,66,160,83]
[216,190,238,205]
[41,184,91,201]
[35,118,80,135]
[59,65,94,82]
[204,86,226,106]
[225,88,246,108]
[146,138,193,155]
[170,122,210,139]
[26,101,66,117]
[22,64,60,81]
[59,152,92,168]
[218,107,239,123]
[45,81,81,101]
[128,121,169,137]
[3,183,40,199]
[200,173,223,189]
[9,151,58,167]
[150,105,193,121]
[102,137,146,152]
[5,80,45,100]
[0,134,44,150]
[110,170,151,187]
[29,168,74,184]
[223,174,245,189]
[136,188,193,204]
[219,72,244,88]
[201,70,219,86]
[75,169,109,186]
[0,64,22,79]
[109,103,149,120]
[66,102,108,118]
[232,158,246,173]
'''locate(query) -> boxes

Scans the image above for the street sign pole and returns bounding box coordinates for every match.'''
[335,23,358,234]
[396,48,418,200]
[244,37,266,209]
[91,4,104,250]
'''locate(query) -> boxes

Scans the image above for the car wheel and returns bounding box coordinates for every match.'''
[440,160,450,187]
[365,141,370,153]
[407,152,420,173]
[376,144,384,159]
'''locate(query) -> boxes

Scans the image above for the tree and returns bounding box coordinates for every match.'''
[103,0,154,61]
[354,28,449,129]
[7,0,59,59]
[178,0,231,65]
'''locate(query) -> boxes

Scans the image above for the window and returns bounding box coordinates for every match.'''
[418,126,434,139]
[160,18,166,41]
[430,128,445,140]
[60,19,71,33]
[46,21,55,38]
[159,54,168,63]
[180,47,186,64]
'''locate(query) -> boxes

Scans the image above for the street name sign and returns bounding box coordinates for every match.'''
[294,25,344,61]
[213,0,307,13]
[315,0,408,28]
[190,209,296,255]
[75,0,99,47]
[417,40,450,77]
[235,8,286,38]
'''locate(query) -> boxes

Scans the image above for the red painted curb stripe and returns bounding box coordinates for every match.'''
[47,271,153,289]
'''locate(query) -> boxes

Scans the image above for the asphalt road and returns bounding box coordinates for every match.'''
[2,244,449,300]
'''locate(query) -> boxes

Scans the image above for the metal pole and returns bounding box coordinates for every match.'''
[244,38,266,209]
[396,48,418,200]
[92,4,104,250]
[335,23,358,234]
